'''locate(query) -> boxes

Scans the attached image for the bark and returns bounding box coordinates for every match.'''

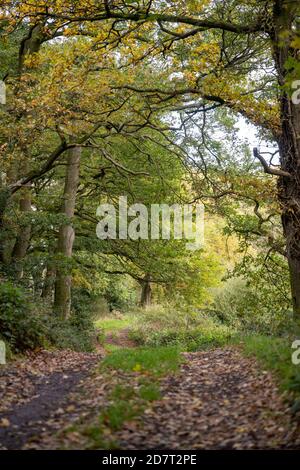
[11,184,32,279]
[0,189,11,264]
[272,0,300,316]
[0,165,20,265]
[41,263,56,299]
[18,24,46,73]
[140,274,152,307]
[1,25,46,270]
[54,146,81,318]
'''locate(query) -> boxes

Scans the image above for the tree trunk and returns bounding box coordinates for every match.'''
[272,0,300,316]
[140,274,152,307]
[11,184,32,279]
[41,262,56,299]
[18,24,45,72]
[0,189,11,264]
[1,25,46,271]
[54,146,81,318]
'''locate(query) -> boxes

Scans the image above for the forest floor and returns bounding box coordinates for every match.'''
[1,322,300,450]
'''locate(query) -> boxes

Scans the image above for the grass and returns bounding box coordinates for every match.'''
[101,344,183,376]
[124,306,300,404]
[96,310,299,400]
[92,311,188,448]
[95,317,131,333]
[83,380,161,449]
[139,382,161,401]
[103,343,122,352]
[82,425,119,450]
[101,399,142,431]
[80,343,182,449]
[68,308,300,448]
[95,307,233,353]
[95,315,132,348]
[81,310,186,449]
[128,305,234,351]
[234,334,300,400]
[98,345,176,432]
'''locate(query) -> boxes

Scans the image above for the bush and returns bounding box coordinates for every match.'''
[0,281,47,352]
[105,277,137,312]
[128,305,233,351]
[46,317,95,352]
[140,326,232,351]
[47,288,96,352]
[211,278,294,336]
[0,282,96,354]
[47,307,96,352]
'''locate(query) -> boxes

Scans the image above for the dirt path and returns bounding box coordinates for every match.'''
[1,342,299,450]
[0,369,89,449]
[0,350,101,450]
[105,328,136,349]
[0,330,133,450]
[115,349,300,450]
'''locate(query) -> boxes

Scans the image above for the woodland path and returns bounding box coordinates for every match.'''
[0,332,299,450]
[115,348,298,450]
[0,350,101,450]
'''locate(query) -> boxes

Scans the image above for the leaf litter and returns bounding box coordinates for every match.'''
[1,347,300,449]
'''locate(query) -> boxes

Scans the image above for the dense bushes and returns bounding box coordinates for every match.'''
[0,282,96,353]
[46,315,95,352]
[105,277,137,312]
[48,288,96,352]
[0,282,47,352]
[129,305,233,350]
[211,278,294,336]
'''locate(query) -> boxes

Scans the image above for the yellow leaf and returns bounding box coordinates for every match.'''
[0,418,10,428]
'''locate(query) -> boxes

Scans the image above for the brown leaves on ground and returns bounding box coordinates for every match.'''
[0,349,102,449]
[0,349,100,413]
[115,349,300,449]
[1,347,300,449]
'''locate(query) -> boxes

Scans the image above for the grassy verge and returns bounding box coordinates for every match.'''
[95,310,300,400]
[233,334,300,407]
[129,325,233,351]
[84,308,235,449]
[63,309,300,448]
[95,317,131,333]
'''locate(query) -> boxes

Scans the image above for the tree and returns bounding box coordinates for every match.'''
[2,0,300,317]
[54,146,81,318]
[53,0,297,316]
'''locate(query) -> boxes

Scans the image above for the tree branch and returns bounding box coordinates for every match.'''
[253,148,292,178]
[33,10,264,34]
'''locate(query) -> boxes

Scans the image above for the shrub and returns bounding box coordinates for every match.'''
[0,282,96,353]
[46,288,96,352]
[46,318,94,352]
[0,281,47,352]
[104,277,137,311]
[211,278,294,336]
[128,305,233,351]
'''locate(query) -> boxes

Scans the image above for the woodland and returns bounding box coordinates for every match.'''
[0,0,300,452]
